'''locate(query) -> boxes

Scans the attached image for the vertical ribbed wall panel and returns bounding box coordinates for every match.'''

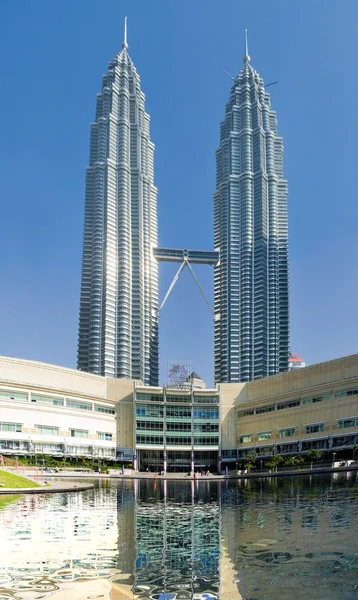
[78,44,158,384]
[214,54,289,383]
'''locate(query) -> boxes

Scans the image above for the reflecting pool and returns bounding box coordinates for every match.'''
[1,473,358,599]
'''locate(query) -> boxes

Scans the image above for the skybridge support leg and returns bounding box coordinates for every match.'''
[185,260,214,317]
[157,259,214,319]
[158,261,186,315]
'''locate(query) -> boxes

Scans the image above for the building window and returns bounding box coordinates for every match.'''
[136,421,164,432]
[332,435,356,448]
[338,418,358,429]
[193,396,219,404]
[0,389,28,402]
[97,432,113,441]
[256,405,275,414]
[165,395,191,404]
[240,434,252,443]
[193,423,218,433]
[335,389,358,398]
[302,394,331,405]
[0,440,27,450]
[0,422,22,433]
[136,406,163,418]
[166,407,191,419]
[276,400,300,410]
[67,400,92,411]
[67,445,93,455]
[33,443,63,453]
[238,410,254,418]
[36,425,59,436]
[94,405,115,415]
[305,423,325,434]
[167,422,191,432]
[193,409,219,420]
[31,394,64,406]
[70,429,89,438]
[136,435,163,445]
[258,432,271,441]
[279,428,295,438]
[167,436,192,446]
[136,393,163,402]
[193,436,219,446]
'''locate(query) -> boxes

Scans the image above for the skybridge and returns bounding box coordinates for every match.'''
[153,247,220,316]
[153,247,219,265]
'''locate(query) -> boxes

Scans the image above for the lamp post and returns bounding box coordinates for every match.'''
[332,452,336,468]
[260,460,263,472]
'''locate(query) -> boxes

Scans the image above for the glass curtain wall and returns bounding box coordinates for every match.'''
[135,388,220,472]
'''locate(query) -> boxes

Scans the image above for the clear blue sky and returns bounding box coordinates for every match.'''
[1,1,358,386]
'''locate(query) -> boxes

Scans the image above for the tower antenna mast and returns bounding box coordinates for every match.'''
[122,16,128,49]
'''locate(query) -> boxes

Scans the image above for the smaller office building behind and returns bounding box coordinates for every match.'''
[1,354,358,471]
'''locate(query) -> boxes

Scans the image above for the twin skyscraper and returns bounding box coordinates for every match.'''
[77,22,289,386]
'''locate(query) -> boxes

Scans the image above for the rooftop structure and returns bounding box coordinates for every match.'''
[288,352,306,370]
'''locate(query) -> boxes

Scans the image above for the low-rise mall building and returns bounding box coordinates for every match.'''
[1,354,358,471]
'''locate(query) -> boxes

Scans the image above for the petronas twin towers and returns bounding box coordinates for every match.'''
[214,37,289,382]
[77,22,289,385]
[77,20,158,384]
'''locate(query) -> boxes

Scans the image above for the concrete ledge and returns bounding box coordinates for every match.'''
[7,465,358,486]
[46,465,358,481]
[232,464,358,480]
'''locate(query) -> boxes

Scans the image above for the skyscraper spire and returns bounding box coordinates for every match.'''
[244,29,250,63]
[122,16,128,49]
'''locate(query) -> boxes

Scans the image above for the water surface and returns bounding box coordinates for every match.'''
[0,473,358,599]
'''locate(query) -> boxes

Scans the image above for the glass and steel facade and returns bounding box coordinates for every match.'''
[214,44,289,383]
[134,386,220,471]
[78,36,159,384]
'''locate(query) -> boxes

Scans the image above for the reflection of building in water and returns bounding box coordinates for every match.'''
[115,480,136,577]
[220,474,358,599]
[133,480,221,599]
[0,483,135,585]
[0,491,117,575]
[219,546,243,600]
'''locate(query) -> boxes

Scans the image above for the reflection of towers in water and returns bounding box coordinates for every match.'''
[133,480,221,598]
[115,479,136,577]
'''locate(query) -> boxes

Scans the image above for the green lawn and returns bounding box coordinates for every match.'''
[0,469,41,489]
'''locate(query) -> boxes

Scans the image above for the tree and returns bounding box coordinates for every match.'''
[244,454,256,470]
[284,455,304,467]
[266,455,284,469]
[307,449,323,463]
